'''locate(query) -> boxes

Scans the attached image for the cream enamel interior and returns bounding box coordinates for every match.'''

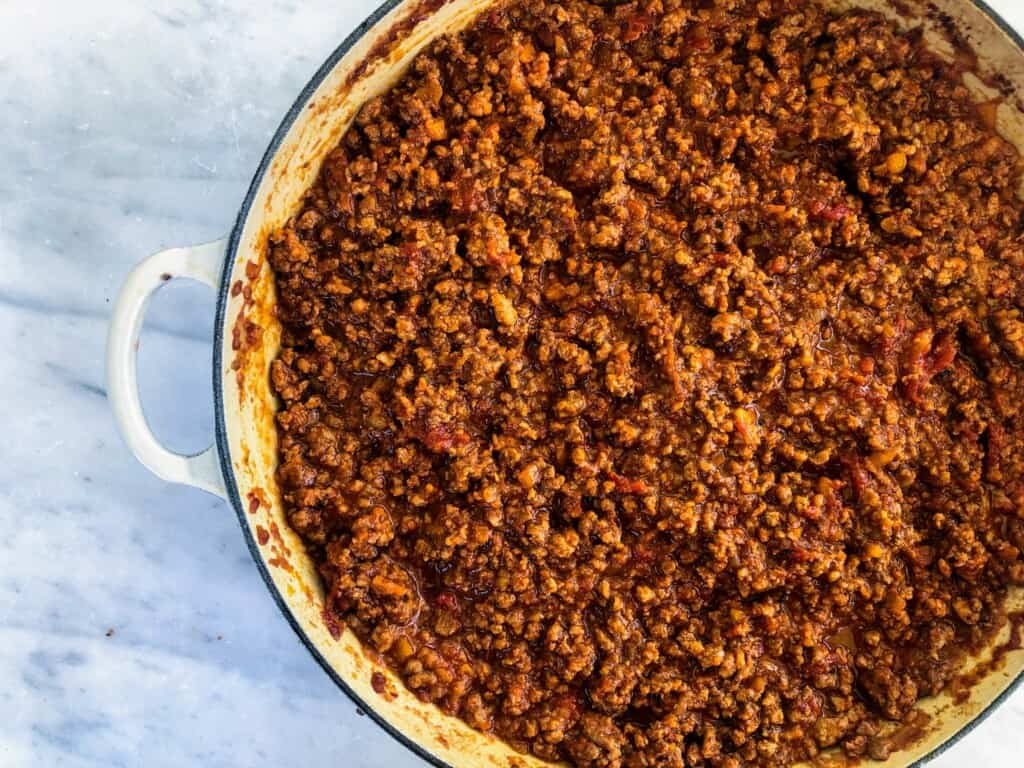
[218,1,1024,766]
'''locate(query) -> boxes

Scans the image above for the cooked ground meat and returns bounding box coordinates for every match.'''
[267,1,1024,765]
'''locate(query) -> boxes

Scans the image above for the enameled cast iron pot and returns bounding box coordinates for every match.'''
[107,1,1024,765]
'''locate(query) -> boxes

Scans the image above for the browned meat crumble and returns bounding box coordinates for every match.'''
[267,1,1024,765]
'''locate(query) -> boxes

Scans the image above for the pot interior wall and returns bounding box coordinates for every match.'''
[217,1,1024,767]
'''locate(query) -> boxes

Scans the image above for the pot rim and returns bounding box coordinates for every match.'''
[214,2,448,765]
[211,2,1024,767]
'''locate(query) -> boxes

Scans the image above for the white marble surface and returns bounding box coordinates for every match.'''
[2,1,1024,766]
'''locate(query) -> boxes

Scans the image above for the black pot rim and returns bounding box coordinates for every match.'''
[212,2,1024,767]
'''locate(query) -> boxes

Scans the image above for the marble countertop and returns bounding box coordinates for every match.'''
[2,1,1023,766]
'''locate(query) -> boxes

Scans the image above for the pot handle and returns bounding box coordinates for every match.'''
[106,238,229,498]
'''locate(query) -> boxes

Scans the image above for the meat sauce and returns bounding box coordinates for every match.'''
[267,1,1024,765]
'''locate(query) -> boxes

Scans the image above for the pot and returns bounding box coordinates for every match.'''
[107,1,1024,765]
